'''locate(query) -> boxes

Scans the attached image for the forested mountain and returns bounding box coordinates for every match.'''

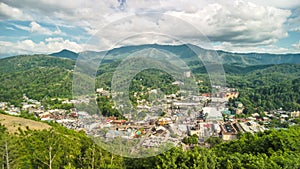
[49,44,300,65]
[0,55,74,106]
[0,51,299,111]
[0,55,74,73]
[226,64,300,111]
[50,49,79,60]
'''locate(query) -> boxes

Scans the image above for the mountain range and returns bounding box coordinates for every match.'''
[49,44,300,66]
[0,44,299,108]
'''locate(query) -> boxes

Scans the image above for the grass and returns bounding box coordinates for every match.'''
[0,114,51,133]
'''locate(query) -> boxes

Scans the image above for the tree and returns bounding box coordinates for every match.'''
[205,137,222,147]
[0,125,21,169]
[182,134,198,145]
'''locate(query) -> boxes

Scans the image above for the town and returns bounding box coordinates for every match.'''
[1,84,299,150]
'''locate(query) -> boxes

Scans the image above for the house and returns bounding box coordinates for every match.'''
[5,111,19,116]
[201,93,211,97]
[0,102,8,110]
[149,89,158,94]
[157,117,172,125]
[222,110,232,116]
[251,113,260,118]
[225,92,239,101]
[39,112,52,119]
[112,119,127,125]
[22,104,37,110]
[77,111,91,119]
[137,105,151,110]
[172,81,184,85]
[213,123,221,134]
[184,71,191,78]
[234,101,244,114]
[263,117,270,121]
[280,114,289,118]
[290,111,300,118]
[96,88,110,97]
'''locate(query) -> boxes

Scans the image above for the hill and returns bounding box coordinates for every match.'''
[0,114,50,133]
[0,54,74,73]
[50,49,79,60]
[0,119,299,168]
[0,55,75,105]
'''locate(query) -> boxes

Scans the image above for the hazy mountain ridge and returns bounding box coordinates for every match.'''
[49,44,300,66]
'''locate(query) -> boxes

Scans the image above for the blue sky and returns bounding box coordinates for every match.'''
[0,0,300,57]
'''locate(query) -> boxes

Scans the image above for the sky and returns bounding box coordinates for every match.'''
[0,0,300,57]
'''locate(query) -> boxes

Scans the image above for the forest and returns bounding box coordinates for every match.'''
[0,50,299,168]
[0,120,299,168]
[0,55,299,113]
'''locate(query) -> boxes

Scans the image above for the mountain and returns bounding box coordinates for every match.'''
[50,44,300,66]
[218,51,300,66]
[0,54,74,73]
[0,55,75,105]
[0,52,299,111]
[50,49,79,60]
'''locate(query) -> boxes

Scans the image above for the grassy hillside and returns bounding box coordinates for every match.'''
[0,114,50,133]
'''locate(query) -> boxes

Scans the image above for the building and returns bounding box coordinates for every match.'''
[225,92,239,101]
[184,71,191,78]
[220,122,238,141]
[291,111,300,118]
[202,107,223,121]
[235,101,244,114]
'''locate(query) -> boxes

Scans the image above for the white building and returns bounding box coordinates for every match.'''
[202,107,223,121]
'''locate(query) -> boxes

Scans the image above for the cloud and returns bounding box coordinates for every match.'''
[247,0,300,9]
[12,21,65,36]
[0,38,84,57]
[213,42,293,54]
[0,0,298,54]
[167,1,290,44]
[290,27,300,32]
[79,1,291,52]
[4,26,15,30]
[292,41,300,49]
[0,2,33,20]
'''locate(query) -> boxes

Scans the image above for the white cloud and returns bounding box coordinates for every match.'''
[290,27,300,32]
[4,26,15,30]
[0,2,32,20]
[212,42,300,54]
[247,0,300,9]
[0,0,298,54]
[0,38,84,57]
[78,0,291,52]
[292,41,300,49]
[12,21,65,36]
[167,1,290,44]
